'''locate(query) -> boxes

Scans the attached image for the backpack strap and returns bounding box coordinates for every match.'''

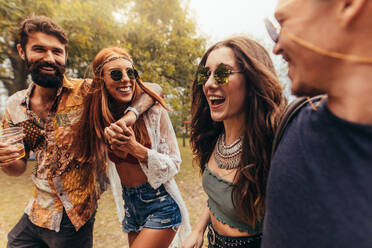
[271,95,325,159]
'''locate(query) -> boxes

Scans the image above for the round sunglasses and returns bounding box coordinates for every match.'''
[197,63,242,85]
[110,68,139,81]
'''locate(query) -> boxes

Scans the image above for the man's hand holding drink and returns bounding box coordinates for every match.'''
[0,127,25,168]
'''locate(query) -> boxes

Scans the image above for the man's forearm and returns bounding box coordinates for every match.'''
[144,82,163,97]
[132,82,162,116]
[113,83,163,128]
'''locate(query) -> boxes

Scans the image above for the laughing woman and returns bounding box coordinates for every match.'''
[72,47,190,248]
[183,37,285,248]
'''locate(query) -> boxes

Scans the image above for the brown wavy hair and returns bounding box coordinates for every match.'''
[190,37,286,227]
[72,47,168,165]
[19,14,68,51]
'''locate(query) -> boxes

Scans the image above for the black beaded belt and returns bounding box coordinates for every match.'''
[207,224,262,248]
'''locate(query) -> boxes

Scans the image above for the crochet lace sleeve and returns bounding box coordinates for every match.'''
[139,106,181,189]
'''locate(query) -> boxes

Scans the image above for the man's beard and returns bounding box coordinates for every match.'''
[26,58,66,88]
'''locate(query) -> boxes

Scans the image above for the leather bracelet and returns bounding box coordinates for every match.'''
[124,106,139,120]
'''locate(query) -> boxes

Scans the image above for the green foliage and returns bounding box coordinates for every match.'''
[119,0,206,135]
[0,0,206,132]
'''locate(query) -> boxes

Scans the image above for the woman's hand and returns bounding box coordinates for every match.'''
[182,229,205,248]
[104,122,148,162]
[104,123,135,152]
[183,205,210,248]
[104,121,126,146]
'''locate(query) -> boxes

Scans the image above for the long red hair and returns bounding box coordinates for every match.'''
[72,47,168,165]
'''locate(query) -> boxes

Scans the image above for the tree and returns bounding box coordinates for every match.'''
[0,0,51,95]
[0,0,206,134]
[0,0,130,95]
[118,0,205,135]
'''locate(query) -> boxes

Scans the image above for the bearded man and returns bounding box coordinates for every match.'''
[0,15,158,248]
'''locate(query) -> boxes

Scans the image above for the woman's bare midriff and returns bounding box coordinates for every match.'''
[209,212,256,237]
[115,161,148,186]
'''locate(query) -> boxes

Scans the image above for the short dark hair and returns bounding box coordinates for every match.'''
[18,14,68,50]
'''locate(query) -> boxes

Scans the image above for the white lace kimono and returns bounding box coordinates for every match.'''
[107,104,191,248]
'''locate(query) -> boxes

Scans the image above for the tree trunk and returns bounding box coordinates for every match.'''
[5,43,28,96]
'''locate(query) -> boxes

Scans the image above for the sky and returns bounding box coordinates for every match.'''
[188,0,278,44]
[190,0,292,99]
[0,0,287,113]
[188,0,292,97]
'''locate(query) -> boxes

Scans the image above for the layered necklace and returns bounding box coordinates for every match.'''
[213,133,243,170]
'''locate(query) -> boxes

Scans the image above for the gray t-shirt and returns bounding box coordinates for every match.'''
[262,99,372,248]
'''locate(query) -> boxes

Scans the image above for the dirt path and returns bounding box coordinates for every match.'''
[0,140,207,247]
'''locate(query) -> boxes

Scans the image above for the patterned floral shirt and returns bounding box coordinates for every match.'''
[1,77,109,232]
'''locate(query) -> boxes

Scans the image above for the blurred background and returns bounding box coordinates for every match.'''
[0,0,291,136]
[0,1,291,247]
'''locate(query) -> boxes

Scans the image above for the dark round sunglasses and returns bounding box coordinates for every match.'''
[110,68,139,81]
[197,63,242,85]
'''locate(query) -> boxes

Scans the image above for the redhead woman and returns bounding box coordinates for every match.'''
[72,47,190,248]
[183,37,285,248]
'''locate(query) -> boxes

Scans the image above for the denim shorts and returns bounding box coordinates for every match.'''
[207,224,262,248]
[121,182,182,232]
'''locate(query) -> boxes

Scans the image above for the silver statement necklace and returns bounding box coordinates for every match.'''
[213,133,243,170]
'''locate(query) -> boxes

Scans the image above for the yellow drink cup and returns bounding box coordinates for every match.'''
[0,127,25,162]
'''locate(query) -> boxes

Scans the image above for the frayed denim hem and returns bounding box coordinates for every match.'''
[123,222,181,233]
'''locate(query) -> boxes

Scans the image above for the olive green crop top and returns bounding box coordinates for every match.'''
[202,165,263,233]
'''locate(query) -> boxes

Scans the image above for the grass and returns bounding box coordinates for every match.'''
[0,138,207,248]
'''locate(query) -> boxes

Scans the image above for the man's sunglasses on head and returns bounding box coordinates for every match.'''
[264,18,279,43]
[263,17,372,64]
